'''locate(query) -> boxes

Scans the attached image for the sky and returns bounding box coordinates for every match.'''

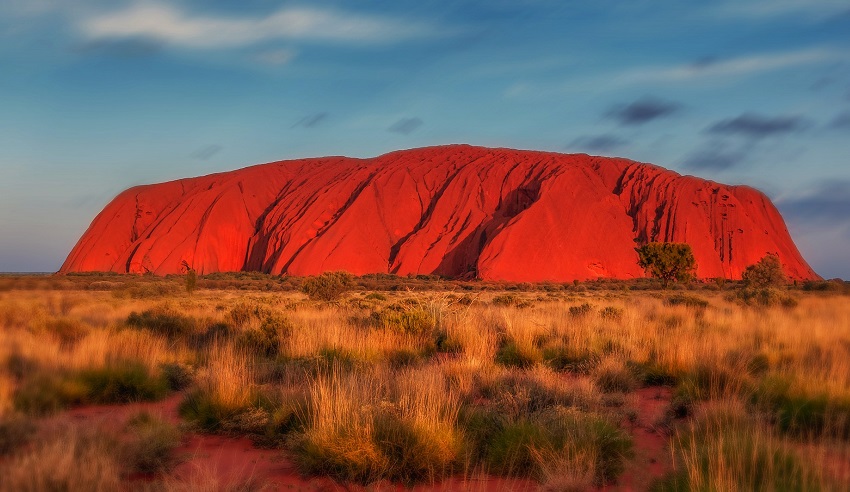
[1,0,849,277]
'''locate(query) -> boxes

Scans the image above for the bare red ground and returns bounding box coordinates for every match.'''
[598,387,674,491]
[60,145,817,282]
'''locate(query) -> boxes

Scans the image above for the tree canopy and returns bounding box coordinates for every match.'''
[635,242,697,288]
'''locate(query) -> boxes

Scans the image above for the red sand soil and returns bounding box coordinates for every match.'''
[60,145,817,282]
[597,386,674,491]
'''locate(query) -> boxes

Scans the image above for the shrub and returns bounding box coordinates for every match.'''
[665,294,709,309]
[730,287,797,308]
[496,341,541,368]
[742,254,786,288]
[123,412,181,473]
[302,272,354,301]
[78,362,169,404]
[542,345,599,373]
[126,307,197,338]
[593,358,638,393]
[485,408,632,485]
[371,306,435,337]
[752,376,850,438]
[160,362,194,391]
[569,303,594,317]
[236,315,292,358]
[635,243,697,288]
[13,374,88,415]
[654,402,825,491]
[599,306,623,321]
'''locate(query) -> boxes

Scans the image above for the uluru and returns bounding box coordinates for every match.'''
[60,145,817,282]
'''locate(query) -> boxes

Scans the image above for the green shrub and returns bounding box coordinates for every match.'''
[599,306,623,321]
[653,404,825,491]
[237,315,292,358]
[13,374,88,415]
[495,341,540,368]
[542,345,600,373]
[730,287,797,308]
[569,303,594,317]
[123,412,181,473]
[635,242,697,289]
[160,362,194,391]
[752,376,850,438]
[484,408,632,485]
[593,359,638,393]
[665,294,709,309]
[126,307,197,338]
[742,254,787,288]
[371,305,436,336]
[372,413,463,483]
[302,272,354,301]
[179,390,239,431]
[78,362,169,404]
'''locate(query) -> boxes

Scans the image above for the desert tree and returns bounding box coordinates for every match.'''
[635,242,697,289]
[742,254,787,288]
[302,271,355,301]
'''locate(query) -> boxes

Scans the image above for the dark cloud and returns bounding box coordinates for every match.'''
[779,181,850,223]
[74,38,162,58]
[683,142,749,171]
[706,113,807,139]
[829,111,850,129]
[606,96,681,126]
[388,117,423,135]
[292,112,329,129]
[568,134,629,153]
[191,144,223,161]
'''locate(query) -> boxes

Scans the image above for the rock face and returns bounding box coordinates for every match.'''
[60,145,818,281]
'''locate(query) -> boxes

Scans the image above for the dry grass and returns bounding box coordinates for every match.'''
[1,281,848,489]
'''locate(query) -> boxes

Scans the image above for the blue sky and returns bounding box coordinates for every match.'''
[1,0,849,277]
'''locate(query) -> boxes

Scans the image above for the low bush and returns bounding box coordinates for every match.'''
[236,314,292,358]
[126,307,197,338]
[542,345,600,373]
[665,294,709,309]
[653,402,825,491]
[123,412,181,473]
[593,358,638,393]
[569,303,594,317]
[495,341,541,368]
[370,305,436,337]
[752,375,850,438]
[302,272,354,301]
[78,362,169,404]
[484,407,632,485]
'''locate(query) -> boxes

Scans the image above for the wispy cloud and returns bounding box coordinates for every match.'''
[713,0,850,20]
[618,48,843,84]
[252,48,296,66]
[388,117,423,135]
[80,3,442,48]
[292,113,329,129]
[191,144,222,161]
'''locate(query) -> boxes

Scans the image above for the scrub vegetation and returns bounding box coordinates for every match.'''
[0,272,848,490]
